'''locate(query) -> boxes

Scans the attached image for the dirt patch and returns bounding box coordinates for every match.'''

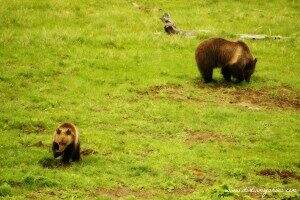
[132,2,161,13]
[147,84,182,94]
[80,148,98,156]
[196,81,300,110]
[185,129,234,145]
[136,84,187,101]
[96,187,153,199]
[224,88,300,110]
[188,166,215,185]
[96,185,195,199]
[30,141,47,147]
[167,186,195,196]
[258,169,300,181]
[20,140,50,148]
[137,83,300,110]
[132,81,300,112]
[135,148,154,158]
[10,121,48,134]
[35,124,47,133]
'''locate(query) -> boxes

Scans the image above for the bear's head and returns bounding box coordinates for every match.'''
[53,128,74,152]
[244,58,257,82]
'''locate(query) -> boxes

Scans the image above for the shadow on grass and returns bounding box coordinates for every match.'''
[38,157,64,169]
[39,148,98,168]
[192,77,246,89]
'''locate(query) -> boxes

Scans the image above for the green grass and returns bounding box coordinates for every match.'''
[0,0,299,199]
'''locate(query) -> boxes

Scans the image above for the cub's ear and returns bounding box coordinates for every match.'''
[66,129,72,135]
[56,128,61,134]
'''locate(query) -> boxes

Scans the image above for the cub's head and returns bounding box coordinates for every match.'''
[53,127,74,152]
[244,58,257,82]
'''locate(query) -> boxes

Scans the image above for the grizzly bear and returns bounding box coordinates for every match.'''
[52,122,80,163]
[195,38,257,83]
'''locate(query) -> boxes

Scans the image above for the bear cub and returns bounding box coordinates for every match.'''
[52,122,80,163]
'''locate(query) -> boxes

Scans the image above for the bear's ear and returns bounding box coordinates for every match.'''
[66,129,72,135]
[56,128,61,134]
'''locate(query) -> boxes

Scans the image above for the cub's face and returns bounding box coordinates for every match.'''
[244,58,257,82]
[53,128,73,152]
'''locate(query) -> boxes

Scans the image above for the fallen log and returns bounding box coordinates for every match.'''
[160,13,286,40]
[160,13,181,35]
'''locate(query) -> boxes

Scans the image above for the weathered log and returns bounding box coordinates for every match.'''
[160,13,181,34]
[238,34,285,40]
[160,13,286,40]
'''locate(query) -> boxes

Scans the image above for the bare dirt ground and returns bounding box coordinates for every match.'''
[136,83,300,110]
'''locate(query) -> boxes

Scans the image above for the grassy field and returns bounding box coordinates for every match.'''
[0,0,299,199]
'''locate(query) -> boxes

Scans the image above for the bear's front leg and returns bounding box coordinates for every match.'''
[52,142,62,159]
[62,143,75,163]
[231,68,244,83]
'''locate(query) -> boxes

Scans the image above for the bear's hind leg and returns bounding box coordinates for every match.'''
[221,67,231,82]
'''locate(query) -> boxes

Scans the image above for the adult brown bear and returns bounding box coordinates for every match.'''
[195,38,257,83]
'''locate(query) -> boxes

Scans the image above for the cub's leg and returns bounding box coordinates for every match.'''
[72,143,81,161]
[52,142,61,158]
[62,143,75,163]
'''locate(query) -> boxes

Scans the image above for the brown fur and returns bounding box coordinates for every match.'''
[195,38,257,83]
[52,122,80,163]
